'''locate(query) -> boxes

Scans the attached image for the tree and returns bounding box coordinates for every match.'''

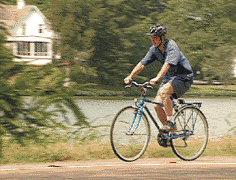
[86,0,169,84]
[111,0,168,82]
[86,0,125,85]
[19,0,236,86]
[25,0,168,85]
[44,0,92,63]
[203,45,236,84]
[0,2,23,152]
[0,1,88,156]
[153,0,236,83]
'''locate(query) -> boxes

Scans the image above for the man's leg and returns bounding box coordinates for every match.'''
[155,83,176,132]
[154,95,167,125]
[154,83,174,124]
[159,83,175,118]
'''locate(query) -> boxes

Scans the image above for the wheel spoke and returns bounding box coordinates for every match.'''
[171,106,208,161]
[110,106,150,162]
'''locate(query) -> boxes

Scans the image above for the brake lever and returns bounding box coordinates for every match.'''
[124,80,134,88]
[146,84,154,89]
[125,84,132,88]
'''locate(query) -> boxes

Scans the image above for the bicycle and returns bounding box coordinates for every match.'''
[110,81,209,162]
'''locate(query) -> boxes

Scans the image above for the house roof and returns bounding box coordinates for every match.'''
[0,4,51,31]
[0,5,35,28]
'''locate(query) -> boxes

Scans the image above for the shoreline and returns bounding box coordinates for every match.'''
[73,84,236,100]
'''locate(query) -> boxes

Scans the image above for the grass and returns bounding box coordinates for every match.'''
[75,84,236,99]
[185,85,236,98]
[0,141,116,165]
[204,135,236,157]
[144,135,236,158]
[1,135,236,165]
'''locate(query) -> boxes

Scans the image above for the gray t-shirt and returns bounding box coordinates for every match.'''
[141,39,194,83]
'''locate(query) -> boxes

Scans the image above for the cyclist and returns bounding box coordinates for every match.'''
[124,24,194,133]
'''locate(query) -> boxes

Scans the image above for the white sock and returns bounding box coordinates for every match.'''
[167,116,173,122]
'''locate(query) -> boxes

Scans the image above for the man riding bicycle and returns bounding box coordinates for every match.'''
[124,24,194,133]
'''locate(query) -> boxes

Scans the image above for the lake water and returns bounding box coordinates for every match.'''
[74,98,236,141]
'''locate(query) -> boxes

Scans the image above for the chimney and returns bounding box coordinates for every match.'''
[17,0,25,9]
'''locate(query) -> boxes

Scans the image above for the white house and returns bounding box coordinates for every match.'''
[0,0,54,65]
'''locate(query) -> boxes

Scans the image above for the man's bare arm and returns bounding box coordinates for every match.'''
[150,62,170,85]
[129,62,145,79]
[124,62,145,84]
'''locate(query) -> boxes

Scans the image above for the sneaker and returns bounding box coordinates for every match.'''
[159,121,176,133]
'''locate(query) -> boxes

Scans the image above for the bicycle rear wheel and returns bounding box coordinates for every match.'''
[110,106,150,162]
[171,106,208,161]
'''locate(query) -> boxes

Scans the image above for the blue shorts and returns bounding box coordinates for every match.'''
[158,78,192,99]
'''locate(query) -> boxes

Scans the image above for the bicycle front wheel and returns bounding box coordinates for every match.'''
[171,106,208,161]
[110,106,150,162]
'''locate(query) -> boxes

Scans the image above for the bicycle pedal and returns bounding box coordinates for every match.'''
[166,141,171,147]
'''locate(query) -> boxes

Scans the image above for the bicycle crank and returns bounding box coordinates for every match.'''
[157,132,170,147]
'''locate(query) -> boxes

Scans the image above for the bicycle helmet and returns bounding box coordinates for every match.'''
[146,24,167,36]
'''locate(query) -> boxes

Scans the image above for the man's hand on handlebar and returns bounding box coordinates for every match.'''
[150,77,159,86]
[124,75,132,84]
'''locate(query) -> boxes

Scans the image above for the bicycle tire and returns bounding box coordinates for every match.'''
[171,105,208,161]
[110,106,151,162]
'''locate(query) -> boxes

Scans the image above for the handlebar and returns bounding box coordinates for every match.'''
[125,80,154,90]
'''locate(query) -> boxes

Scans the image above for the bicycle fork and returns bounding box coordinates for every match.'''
[127,107,144,135]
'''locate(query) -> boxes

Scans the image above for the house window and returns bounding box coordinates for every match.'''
[22,24,26,35]
[17,42,30,55]
[35,42,48,56]
[39,24,43,33]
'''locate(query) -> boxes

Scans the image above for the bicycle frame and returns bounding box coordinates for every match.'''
[133,95,192,140]
[137,93,177,128]
[142,97,161,129]
[129,96,161,134]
